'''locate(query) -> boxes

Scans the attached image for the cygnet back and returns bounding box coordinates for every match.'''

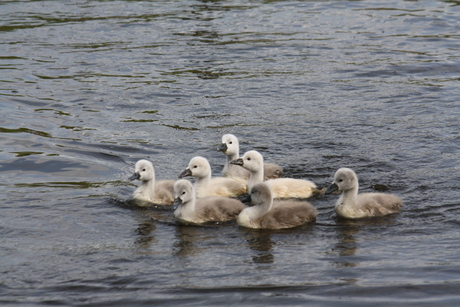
[237,182,317,229]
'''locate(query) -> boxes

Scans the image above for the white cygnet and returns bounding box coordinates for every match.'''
[237,182,317,229]
[217,133,284,181]
[173,179,246,224]
[325,167,403,219]
[231,150,317,198]
[179,156,247,198]
[129,159,175,206]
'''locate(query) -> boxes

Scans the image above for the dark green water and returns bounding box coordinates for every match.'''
[1,0,460,305]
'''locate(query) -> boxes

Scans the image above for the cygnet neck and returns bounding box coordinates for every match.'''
[248,167,264,191]
[179,193,197,218]
[338,184,359,208]
[244,193,273,224]
[139,172,156,194]
[194,169,211,197]
[226,150,239,165]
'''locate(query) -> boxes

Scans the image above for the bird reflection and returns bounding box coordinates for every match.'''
[331,216,400,268]
[332,220,360,268]
[172,225,204,258]
[133,209,175,252]
[134,218,157,250]
[240,229,275,266]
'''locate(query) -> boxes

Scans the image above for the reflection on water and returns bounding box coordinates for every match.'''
[133,217,157,251]
[332,223,359,268]
[173,225,203,258]
[241,229,276,265]
[331,216,403,269]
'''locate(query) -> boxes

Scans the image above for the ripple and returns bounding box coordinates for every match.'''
[1,0,460,305]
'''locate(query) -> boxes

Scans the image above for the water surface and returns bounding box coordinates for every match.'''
[1,0,460,305]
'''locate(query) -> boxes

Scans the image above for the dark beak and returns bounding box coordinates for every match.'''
[273,169,284,178]
[129,172,140,181]
[179,168,192,178]
[325,183,339,195]
[217,143,228,152]
[230,158,244,166]
[238,194,252,204]
[172,197,182,210]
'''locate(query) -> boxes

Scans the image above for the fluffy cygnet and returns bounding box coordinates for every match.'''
[179,156,247,198]
[325,168,403,219]
[217,133,284,181]
[129,159,175,206]
[237,182,317,229]
[173,179,246,224]
[231,150,317,199]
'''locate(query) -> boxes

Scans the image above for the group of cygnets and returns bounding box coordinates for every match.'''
[129,134,403,229]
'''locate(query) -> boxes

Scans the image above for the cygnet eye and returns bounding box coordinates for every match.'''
[229,141,232,144]
[142,168,146,172]
[338,179,343,182]
[193,165,198,168]
[182,191,186,195]
[247,157,251,161]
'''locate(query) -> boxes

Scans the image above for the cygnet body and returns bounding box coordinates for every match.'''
[325,168,403,219]
[231,150,317,199]
[129,159,175,206]
[179,156,246,198]
[237,182,317,229]
[217,134,284,181]
[173,179,246,224]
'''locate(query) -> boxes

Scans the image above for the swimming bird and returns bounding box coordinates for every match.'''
[325,167,403,219]
[172,179,246,224]
[217,133,284,181]
[129,159,175,206]
[179,156,247,198]
[237,182,317,229]
[231,150,317,198]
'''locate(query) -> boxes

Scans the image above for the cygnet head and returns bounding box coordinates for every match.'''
[325,167,358,194]
[129,159,154,181]
[172,179,194,210]
[250,182,273,207]
[217,134,239,156]
[231,150,263,172]
[179,156,211,179]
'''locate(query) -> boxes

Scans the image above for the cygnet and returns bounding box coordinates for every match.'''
[129,159,175,206]
[325,167,403,219]
[217,133,284,181]
[179,156,247,198]
[173,179,246,224]
[231,150,317,198]
[237,182,317,229]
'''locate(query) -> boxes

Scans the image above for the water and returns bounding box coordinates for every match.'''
[1,0,460,305]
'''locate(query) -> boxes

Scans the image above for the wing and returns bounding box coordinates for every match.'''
[357,193,403,217]
[268,178,317,199]
[263,163,284,180]
[197,197,246,222]
[258,201,317,229]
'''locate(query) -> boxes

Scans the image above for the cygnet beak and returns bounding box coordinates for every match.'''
[238,194,252,204]
[217,143,228,152]
[129,172,140,181]
[172,198,183,210]
[179,168,192,178]
[230,158,244,166]
[325,183,339,195]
